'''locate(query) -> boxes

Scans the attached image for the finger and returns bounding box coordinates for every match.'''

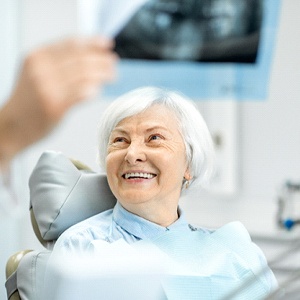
[56,51,118,85]
[50,45,118,79]
[55,37,116,59]
[85,36,115,50]
[62,68,117,105]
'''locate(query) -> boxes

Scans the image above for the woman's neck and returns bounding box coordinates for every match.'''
[120,201,179,228]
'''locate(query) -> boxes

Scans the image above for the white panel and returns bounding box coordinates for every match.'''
[0,0,20,103]
[197,101,238,195]
[21,0,79,52]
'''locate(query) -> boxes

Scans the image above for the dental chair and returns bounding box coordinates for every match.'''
[5,151,116,300]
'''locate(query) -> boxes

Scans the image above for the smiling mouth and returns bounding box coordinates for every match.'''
[122,172,156,179]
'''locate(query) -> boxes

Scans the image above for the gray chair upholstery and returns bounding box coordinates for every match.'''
[5,151,116,300]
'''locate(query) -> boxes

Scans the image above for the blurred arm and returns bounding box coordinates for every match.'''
[0,37,118,170]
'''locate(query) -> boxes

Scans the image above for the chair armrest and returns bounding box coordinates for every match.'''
[6,250,33,300]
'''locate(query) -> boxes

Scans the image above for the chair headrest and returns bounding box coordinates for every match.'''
[29,151,116,245]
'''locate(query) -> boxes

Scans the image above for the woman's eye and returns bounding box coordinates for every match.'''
[149,134,163,141]
[113,137,127,143]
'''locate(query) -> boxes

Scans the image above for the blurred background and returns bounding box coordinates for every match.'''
[1,0,300,299]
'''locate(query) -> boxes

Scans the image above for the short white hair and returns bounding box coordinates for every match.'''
[98,86,215,188]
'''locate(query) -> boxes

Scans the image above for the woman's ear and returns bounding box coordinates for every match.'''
[182,164,192,189]
[183,170,192,189]
[184,168,192,182]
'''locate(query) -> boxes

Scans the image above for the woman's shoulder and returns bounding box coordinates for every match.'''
[191,221,249,238]
[191,221,255,254]
[54,208,114,252]
[193,221,250,239]
[211,221,251,240]
[193,221,269,269]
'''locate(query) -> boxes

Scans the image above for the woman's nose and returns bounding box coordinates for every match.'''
[124,142,146,165]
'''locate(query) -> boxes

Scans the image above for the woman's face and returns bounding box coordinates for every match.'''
[106,104,190,212]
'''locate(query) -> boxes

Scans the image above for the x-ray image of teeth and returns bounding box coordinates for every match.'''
[114,0,263,63]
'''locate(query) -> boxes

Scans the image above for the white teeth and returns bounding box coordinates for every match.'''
[124,172,155,179]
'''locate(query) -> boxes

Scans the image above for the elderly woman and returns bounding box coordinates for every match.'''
[53,86,277,298]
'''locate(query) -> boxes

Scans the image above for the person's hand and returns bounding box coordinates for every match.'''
[0,37,118,168]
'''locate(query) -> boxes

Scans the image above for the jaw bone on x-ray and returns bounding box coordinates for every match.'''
[99,0,263,63]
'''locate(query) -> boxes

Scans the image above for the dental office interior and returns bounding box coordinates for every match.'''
[1,0,300,299]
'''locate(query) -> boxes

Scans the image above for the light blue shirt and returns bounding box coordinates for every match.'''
[53,202,278,299]
[54,202,204,252]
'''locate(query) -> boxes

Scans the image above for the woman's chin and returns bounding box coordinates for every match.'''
[117,191,153,207]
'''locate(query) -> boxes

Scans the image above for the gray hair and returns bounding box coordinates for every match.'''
[98,86,215,188]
